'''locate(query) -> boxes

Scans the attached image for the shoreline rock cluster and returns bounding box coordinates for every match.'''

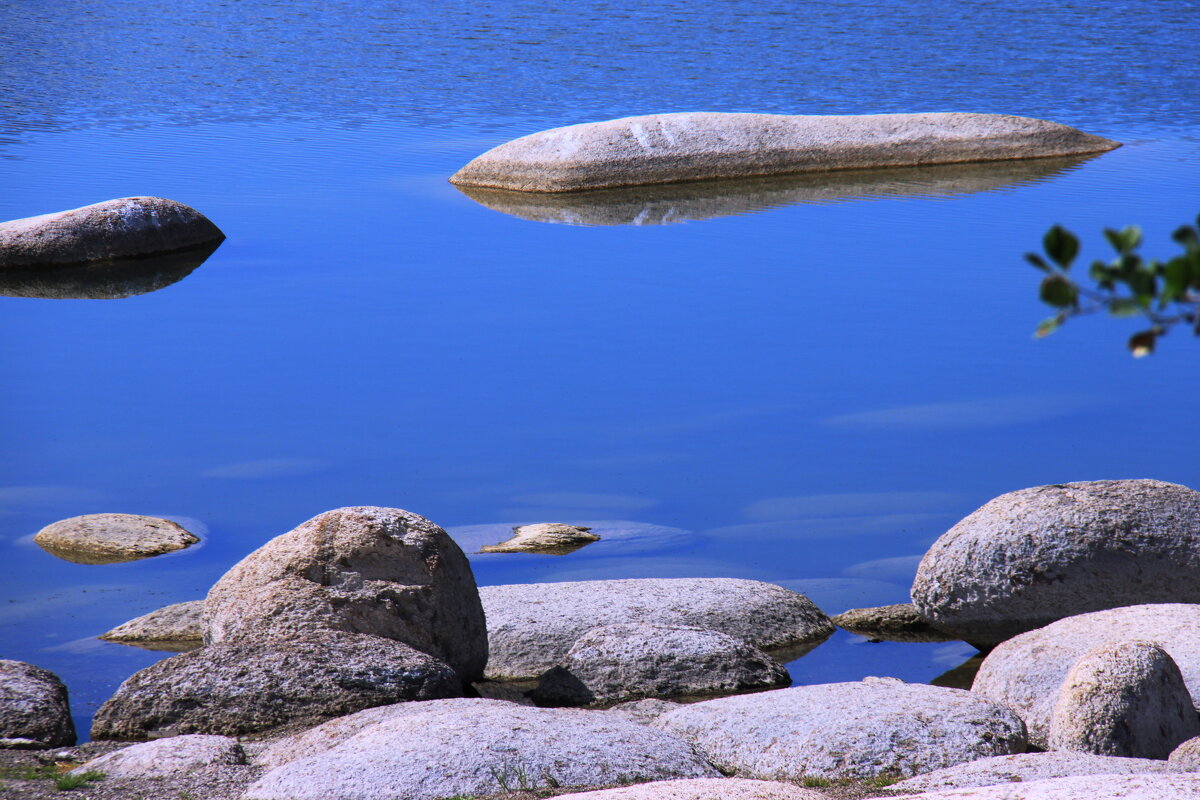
[7,478,1200,799]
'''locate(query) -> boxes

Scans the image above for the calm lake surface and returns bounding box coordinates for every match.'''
[2,0,1199,738]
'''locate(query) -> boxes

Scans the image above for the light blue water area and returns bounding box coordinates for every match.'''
[1,0,1199,739]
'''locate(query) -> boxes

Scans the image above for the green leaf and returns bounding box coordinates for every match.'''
[1089,260,1116,289]
[1043,225,1080,269]
[1104,225,1143,254]
[1163,257,1191,304]
[1025,253,1051,272]
[1035,317,1061,337]
[1039,274,1078,308]
[1128,329,1157,357]
[1173,225,1199,247]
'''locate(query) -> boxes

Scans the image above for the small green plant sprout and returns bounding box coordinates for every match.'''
[1027,214,1200,355]
[800,775,833,788]
[54,769,104,791]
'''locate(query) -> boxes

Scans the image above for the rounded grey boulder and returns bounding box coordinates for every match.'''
[912,480,1200,645]
[203,506,487,681]
[100,600,203,651]
[449,112,1119,193]
[91,630,462,739]
[480,578,833,680]
[972,604,1200,748]
[0,197,224,268]
[889,752,1186,793]
[653,677,1026,781]
[243,698,720,800]
[34,513,199,565]
[532,623,790,705]
[0,660,75,748]
[1047,640,1199,758]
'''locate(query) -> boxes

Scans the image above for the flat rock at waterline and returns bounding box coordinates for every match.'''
[449,112,1119,193]
[480,578,833,680]
[34,513,199,564]
[1047,639,1199,757]
[242,698,719,800]
[887,773,1200,799]
[0,197,225,268]
[90,630,461,739]
[532,623,789,705]
[556,778,826,799]
[833,603,957,643]
[652,677,1026,781]
[479,522,600,554]
[911,479,1200,646]
[203,506,487,681]
[889,752,1187,793]
[972,604,1200,748]
[0,660,75,748]
[100,600,203,651]
[72,734,245,778]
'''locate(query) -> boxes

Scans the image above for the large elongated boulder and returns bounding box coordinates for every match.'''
[888,774,1200,799]
[972,604,1200,748]
[912,480,1200,645]
[889,752,1186,793]
[91,630,461,739]
[480,578,833,680]
[0,660,75,748]
[449,112,1119,193]
[1047,640,1199,758]
[555,779,825,799]
[243,698,719,800]
[71,734,245,778]
[203,506,487,681]
[653,677,1026,781]
[0,197,224,268]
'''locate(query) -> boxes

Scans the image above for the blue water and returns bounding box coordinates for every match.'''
[2,0,1199,739]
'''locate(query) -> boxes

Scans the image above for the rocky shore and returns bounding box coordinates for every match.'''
[6,479,1200,800]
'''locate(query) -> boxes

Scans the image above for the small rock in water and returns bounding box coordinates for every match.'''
[90,630,462,739]
[912,479,1200,646]
[479,522,600,554]
[972,604,1200,749]
[34,513,199,564]
[532,623,790,705]
[833,603,958,643]
[450,112,1119,193]
[0,197,225,268]
[1047,640,1199,758]
[100,600,204,651]
[70,734,245,778]
[0,660,75,748]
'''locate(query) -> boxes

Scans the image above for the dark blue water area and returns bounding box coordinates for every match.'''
[2,0,1199,739]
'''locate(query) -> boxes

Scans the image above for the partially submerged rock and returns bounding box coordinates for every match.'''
[1046,640,1199,758]
[100,600,203,651]
[203,506,488,682]
[531,623,790,705]
[889,752,1186,793]
[833,603,957,643]
[480,578,833,680]
[653,677,1026,781]
[71,734,245,778]
[34,513,199,564]
[972,604,1200,748]
[456,155,1098,225]
[243,698,719,800]
[912,479,1200,646]
[479,522,600,554]
[91,630,461,739]
[0,241,220,298]
[0,660,75,748]
[450,112,1119,193]
[0,197,224,268]
[887,773,1200,799]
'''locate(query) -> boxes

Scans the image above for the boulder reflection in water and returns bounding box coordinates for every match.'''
[0,240,222,299]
